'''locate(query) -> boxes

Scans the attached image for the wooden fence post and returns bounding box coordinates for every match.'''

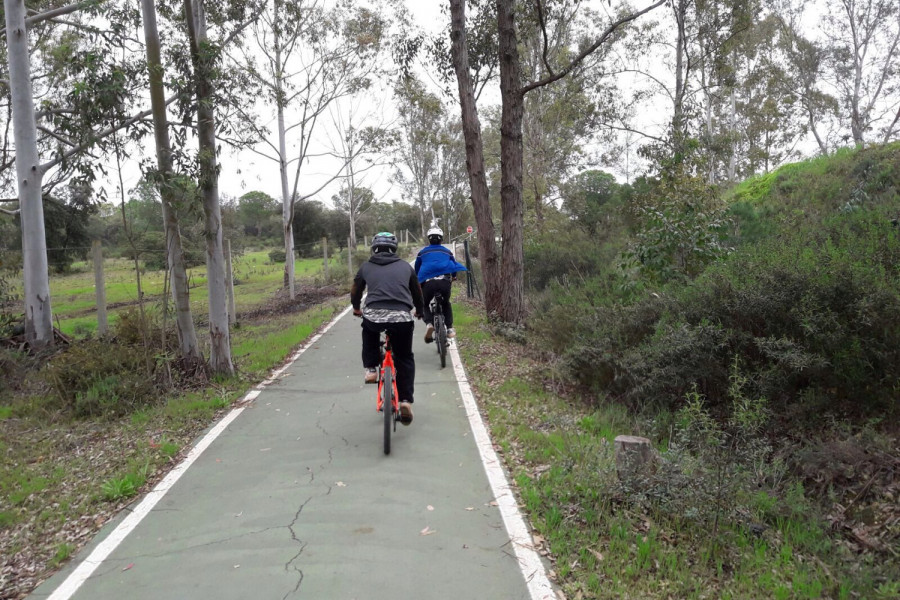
[92,240,108,335]
[225,238,236,324]
[322,237,329,279]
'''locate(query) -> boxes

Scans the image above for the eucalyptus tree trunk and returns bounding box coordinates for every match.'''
[140,0,202,361]
[448,0,501,316]
[672,0,688,156]
[279,98,296,298]
[185,0,233,375]
[273,8,297,299]
[348,165,357,247]
[4,0,53,347]
[497,0,526,324]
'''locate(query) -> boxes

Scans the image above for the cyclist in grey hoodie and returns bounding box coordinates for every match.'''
[350,232,424,425]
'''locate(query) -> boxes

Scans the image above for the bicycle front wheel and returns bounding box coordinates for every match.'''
[382,366,393,455]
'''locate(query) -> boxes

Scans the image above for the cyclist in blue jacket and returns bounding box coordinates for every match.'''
[414,226,467,343]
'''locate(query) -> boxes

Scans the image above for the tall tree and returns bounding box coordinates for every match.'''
[776,8,840,155]
[821,0,900,146]
[140,0,202,362]
[432,116,470,238]
[448,0,501,315]
[492,0,666,323]
[329,97,394,247]
[332,184,374,242]
[2,0,146,346]
[183,0,233,375]
[519,17,595,223]
[4,0,51,346]
[394,76,443,237]
[236,0,385,298]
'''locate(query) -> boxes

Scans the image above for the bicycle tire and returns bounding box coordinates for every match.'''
[435,315,447,368]
[383,366,393,455]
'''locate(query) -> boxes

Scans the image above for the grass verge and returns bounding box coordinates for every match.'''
[454,300,898,600]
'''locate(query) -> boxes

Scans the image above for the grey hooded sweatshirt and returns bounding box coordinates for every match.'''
[350,253,424,314]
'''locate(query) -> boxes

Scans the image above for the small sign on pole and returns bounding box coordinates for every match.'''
[466,226,473,234]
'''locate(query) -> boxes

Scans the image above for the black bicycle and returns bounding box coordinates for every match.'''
[430,291,449,368]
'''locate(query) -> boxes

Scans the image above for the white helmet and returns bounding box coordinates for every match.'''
[427,226,443,242]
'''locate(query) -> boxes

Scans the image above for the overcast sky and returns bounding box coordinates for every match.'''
[102,0,836,211]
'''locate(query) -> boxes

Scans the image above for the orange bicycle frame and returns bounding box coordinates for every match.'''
[377,334,400,414]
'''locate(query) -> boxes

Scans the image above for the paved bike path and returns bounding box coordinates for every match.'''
[31,307,547,600]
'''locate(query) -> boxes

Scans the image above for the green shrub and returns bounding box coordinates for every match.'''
[525,232,618,291]
[0,251,19,337]
[139,231,205,271]
[268,248,286,263]
[42,338,161,418]
[547,211,900,419]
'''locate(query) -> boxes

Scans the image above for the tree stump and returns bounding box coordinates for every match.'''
[614,435,655,485]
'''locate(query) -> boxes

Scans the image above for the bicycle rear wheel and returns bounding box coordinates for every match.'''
[382,366,393,455]
[435,314,447,368]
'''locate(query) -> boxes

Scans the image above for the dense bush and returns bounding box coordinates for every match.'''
[42,340,157,418]
[543,211,900,419]
[524,212,627,291]
[137,231,206,271]
[40,308,176,418]
[0,252,19,337]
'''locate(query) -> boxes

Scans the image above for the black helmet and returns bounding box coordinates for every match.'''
[371,231,398,253]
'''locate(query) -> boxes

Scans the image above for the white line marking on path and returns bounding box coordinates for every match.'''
[449,341,557,600]
[47,304,354,600]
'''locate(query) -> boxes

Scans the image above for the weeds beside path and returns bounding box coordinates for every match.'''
[0,293,347,600]
[454,300,899,600]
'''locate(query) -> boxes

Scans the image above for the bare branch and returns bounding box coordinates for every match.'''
[534,0,556,78]
[37,125,76,147]
[522,0,666,95]
[39,95,177,172]
[25,0,95,27]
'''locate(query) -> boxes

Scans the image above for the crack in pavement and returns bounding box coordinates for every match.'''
[282,495,314,599]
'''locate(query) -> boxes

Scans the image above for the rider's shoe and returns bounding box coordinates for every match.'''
[399,401,413,425]
[447,328,456,339]
[424,324,434,344]
[364,368,378,384]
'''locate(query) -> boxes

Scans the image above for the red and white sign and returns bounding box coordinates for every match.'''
[466,226,473,233]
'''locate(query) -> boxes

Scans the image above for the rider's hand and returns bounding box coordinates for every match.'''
[353,308,362,317]
[414,310,422,320]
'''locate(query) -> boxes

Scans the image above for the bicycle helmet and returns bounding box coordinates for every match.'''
[371,231,398,253]
[426,226,443,244]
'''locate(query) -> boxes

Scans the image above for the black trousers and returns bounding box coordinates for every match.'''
[361,319,416,403]
[422,278,453,328]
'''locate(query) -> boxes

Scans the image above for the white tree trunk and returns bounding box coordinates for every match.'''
[185,0,233,375]
[278,89,295,300]
[274,25,296,300]
[140,0,202,361]
[728,89,737,181]
[4,0,53,347]
[347,160,357,247]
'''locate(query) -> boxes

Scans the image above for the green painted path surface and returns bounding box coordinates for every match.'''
[31,309,541,600]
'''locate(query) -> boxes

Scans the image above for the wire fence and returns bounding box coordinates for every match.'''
[2,229,446,338]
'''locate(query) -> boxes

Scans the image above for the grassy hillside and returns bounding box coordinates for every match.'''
[726,142,900,244]
[464,143,900,599]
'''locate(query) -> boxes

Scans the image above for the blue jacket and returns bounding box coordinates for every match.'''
[414,243,467,283]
